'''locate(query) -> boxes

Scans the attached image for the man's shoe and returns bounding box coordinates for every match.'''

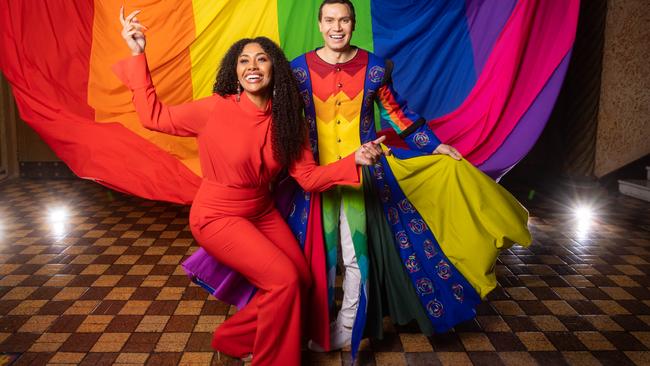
[330,323,352,351]
[307,322,353,352]
[307,339,326,352]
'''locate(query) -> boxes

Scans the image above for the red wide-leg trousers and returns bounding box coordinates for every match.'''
[190,181,311,366]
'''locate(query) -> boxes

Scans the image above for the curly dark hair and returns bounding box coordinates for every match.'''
[213,37,307,167]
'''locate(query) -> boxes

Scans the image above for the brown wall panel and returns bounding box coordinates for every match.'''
[16,117,60,162]
[0,73,19,179]
[595,0,650,176]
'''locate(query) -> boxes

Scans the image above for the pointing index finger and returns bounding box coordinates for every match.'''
[124,10,141,24]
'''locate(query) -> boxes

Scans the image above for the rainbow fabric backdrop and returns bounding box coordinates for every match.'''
[0,0,578,204]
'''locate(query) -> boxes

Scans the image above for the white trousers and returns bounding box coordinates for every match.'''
[336,199,361,329]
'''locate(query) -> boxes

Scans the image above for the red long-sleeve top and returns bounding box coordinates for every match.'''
[113,54,359,192]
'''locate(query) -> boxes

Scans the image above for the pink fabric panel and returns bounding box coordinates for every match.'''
[429,0,580,165]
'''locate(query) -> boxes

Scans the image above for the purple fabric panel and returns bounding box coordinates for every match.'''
[478,51,572,180]
[465,0,517,75]
[181,248,254,309]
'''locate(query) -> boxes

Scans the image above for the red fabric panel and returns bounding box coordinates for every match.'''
[303,193,331,350]
[0,1,200,204]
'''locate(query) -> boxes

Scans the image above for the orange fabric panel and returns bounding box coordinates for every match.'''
[88,0,201,175]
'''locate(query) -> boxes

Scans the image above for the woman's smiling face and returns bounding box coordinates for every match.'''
[236,42,273,97]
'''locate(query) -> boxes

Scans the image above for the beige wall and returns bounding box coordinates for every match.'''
[595,0,650,176]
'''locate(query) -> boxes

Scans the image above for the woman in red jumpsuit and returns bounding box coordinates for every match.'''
[115,8,386,365]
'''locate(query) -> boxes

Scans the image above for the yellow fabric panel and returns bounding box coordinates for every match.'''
[386,154,532,298]
[190,0,280,99]
[315,93,363,165]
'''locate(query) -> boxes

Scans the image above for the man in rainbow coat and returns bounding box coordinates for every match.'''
[284,0,532,357]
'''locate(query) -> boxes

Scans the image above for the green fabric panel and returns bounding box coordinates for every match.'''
[277,0,373,60]
[341,186,368,280]
[322,189,340,306]
[322,188,341,275]
[361,167,434,339]
[350,0,374,52]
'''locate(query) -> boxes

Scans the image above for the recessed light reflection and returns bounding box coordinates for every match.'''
[573,204,595,239]
[48,207,69,240]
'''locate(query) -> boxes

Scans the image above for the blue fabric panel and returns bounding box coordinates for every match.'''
[371,0,477,119]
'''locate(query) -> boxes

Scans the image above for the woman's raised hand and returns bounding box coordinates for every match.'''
[119,7,147,56]
[354,135,391,166]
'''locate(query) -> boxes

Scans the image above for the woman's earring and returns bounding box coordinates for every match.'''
[236,82,242,102]
[273,85,276,98]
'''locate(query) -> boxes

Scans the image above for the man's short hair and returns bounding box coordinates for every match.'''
[318,0,356,28]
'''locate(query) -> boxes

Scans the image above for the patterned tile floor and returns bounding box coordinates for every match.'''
[0,178,649,365]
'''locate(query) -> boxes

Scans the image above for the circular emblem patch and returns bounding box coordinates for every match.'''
[361,115,372,133]
[408,219,426,234]
[364,91,375,108]
[436,260,451,280]
[427,300,444,318]
[368,66,385,83]
[423,239,436,259]
[395,231,410,248]
[405,254,420,273]
[413,132,430,148]
[416,278,434,295]
[293,67,307,84]
[398,199,415,213]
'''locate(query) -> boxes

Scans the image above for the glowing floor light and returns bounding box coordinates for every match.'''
[48,206,69,239]
[573,204,595,239]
